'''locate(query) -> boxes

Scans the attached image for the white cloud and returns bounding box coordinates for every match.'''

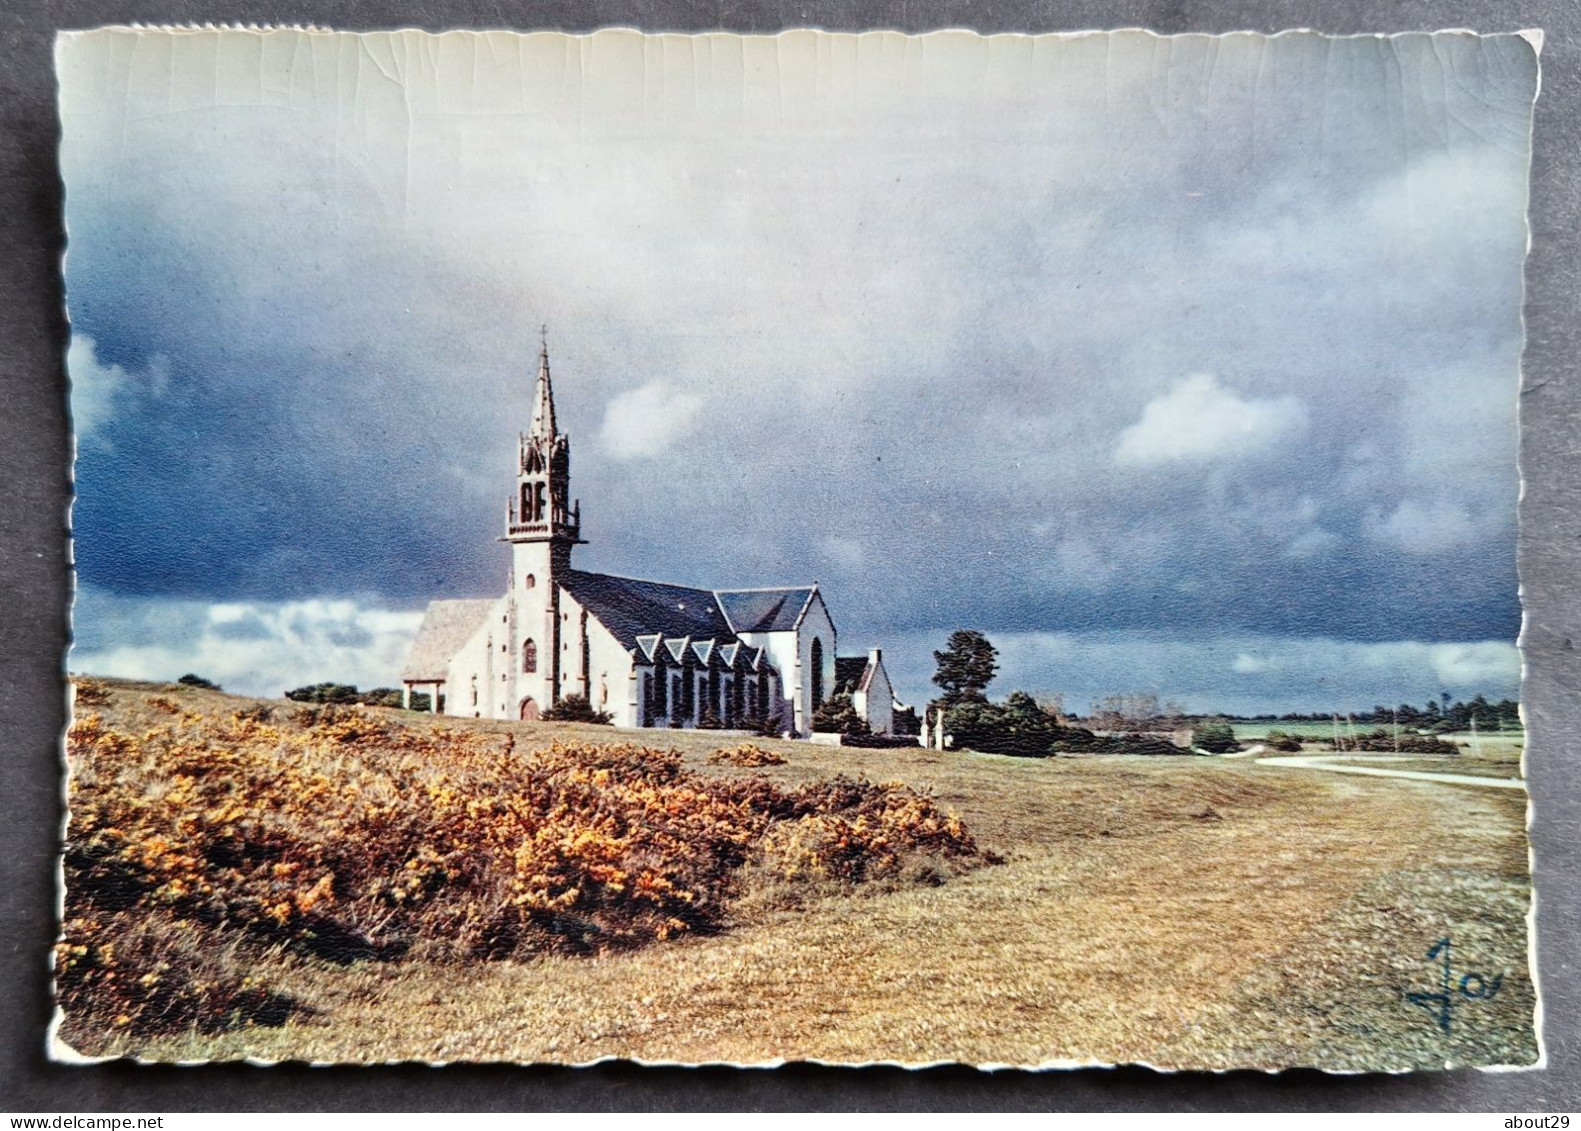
[67,334,173,447]
[1231,652,1273,674]
[599,381,704,460]
[1424,641,1521,687]
[71,591,425,699]
[1114,374,1307,467]
[66,335,123,444]
[1373,498,1479,554]
[66,334,126,442]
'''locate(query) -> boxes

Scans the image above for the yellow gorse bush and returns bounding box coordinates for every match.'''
[59,696,992,1035]
[708,743,788,767]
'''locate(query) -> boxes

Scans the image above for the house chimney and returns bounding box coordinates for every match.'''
[869,647,881,664]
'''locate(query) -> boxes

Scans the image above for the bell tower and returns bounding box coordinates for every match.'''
[503,329,583,717]
[507,328,581,566]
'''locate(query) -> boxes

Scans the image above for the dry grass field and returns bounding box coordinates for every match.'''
[57,679,1536,1071]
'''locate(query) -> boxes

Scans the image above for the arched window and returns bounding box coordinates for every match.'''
[652,658,668,717]
[524,573,536,590]
[523,638,538,674]
[810,637,825,708]
[581,614,591,685]
[677,668,692,720]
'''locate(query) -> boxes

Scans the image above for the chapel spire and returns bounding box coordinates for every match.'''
[529,325,557,439]
[508,325,581,563]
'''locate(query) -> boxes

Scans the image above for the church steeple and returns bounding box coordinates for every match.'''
[507,330,582,565]
[529,325,557,440]
[504,328,581,722]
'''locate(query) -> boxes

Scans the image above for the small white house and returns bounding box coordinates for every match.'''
[833,648,902,736]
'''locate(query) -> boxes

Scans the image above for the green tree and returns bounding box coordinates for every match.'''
[358,688,405,709]
[741,708,787,738]
[285,682,360,705]
[932,630,999,707]
[1000,691,1061,754]
[942,699,1009,753]
[541,694,613,725]
[812,690,870,736]
[943,691,1061,757]
[1191,718,1240,754]
[891,704,922,737]
[176,673,221,691]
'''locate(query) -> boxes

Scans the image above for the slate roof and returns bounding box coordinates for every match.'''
[402,598,497,681]
[834,656,869,694]
[715,587,817,634]
[855,663,876,694]
[406,575,820,680]
[560,570,734,650]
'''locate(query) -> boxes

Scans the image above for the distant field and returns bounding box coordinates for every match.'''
[1230,720,1526,744]
[59,678,1536,1071]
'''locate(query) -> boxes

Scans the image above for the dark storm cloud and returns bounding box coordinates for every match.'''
[58,29,1535,705]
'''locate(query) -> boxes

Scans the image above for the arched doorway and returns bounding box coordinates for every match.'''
[519,697,540,721]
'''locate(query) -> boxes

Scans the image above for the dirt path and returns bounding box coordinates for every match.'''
[1255,753,1526,790]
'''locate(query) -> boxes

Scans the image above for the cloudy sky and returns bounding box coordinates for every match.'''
[58,28,1537,713]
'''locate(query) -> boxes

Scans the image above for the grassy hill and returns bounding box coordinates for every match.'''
[56,677,1536,1070]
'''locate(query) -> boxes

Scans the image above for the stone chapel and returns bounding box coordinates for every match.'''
[401,338,900,737]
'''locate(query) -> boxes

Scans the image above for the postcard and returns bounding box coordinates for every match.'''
[54,26,1540,1070]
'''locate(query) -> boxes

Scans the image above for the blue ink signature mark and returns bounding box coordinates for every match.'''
[1407,936,1503,1034]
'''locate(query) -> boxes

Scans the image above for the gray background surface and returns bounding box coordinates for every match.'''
[3,0,1577,1112]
